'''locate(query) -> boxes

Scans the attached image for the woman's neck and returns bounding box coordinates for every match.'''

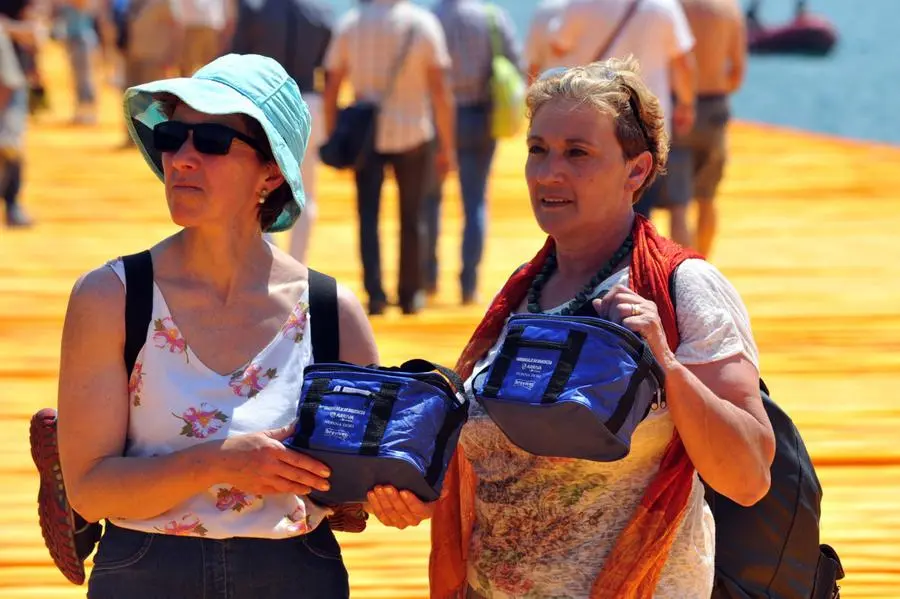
[554,214,634,281]
[169,226,273,305]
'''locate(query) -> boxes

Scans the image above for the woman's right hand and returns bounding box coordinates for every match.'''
[216,421,332,497]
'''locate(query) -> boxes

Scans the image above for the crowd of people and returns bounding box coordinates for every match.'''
[44,0,775,599]
[12,0,852,599]
[21,2,845,599]
[2,0,746,315]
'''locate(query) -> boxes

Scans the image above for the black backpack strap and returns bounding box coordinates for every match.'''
[122,251,154,377]
[309,269,341,363]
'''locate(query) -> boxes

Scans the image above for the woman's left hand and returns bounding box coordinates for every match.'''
[365,485,444,530]
[593,285,673,367]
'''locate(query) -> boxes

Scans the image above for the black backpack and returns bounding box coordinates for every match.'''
[667,266,844,599]
[707,379,844,599]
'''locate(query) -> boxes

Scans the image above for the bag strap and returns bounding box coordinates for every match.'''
[669,260,773,519]
[605,342,657,433]
[486,4,502,58]
[284,0,296,82]
[668,263,766,401]
[397,358,466,397]
[380,26,417,108]
[360,382,402,456]
[123,250,154,377]
[425,400,467,488]
[123,259,340,371]
[292,377,330,450]
[593,0,643,62]
[395,358,470,489]
[308,269,340,363]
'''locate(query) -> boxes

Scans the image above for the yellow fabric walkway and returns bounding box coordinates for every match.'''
[1,45,898,598]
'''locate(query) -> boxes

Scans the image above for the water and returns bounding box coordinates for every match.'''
[325,0,900,145]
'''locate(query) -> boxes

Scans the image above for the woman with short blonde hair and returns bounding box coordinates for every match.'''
[372,57,775,599]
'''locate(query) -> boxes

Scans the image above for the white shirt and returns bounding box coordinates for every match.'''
[174,0,230,30]
[549,0,695,128]
[524,0,570,74]
[106,258,331,540]
[324,0,452,153]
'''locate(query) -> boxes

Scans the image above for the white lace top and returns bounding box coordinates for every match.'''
[460,259,759,598]
[106,258,331,539]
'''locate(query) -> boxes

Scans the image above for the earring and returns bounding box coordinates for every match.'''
[258,188,269,204]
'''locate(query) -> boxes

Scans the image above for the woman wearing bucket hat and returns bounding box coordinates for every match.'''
[367,57,777,598]
[51,54,380,597]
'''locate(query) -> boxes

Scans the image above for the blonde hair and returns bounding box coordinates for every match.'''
[526,56,669,196]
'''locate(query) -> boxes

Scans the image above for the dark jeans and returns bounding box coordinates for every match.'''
[87,521,349,598]
[355,140,434,306]
[1,158,22,210]
[425,104,496,297]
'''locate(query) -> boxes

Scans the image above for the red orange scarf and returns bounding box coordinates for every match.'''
[429,215,702,598]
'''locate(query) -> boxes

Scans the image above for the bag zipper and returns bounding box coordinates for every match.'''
[303,363,465,406]
[507,313,645,355]
[506,313,665,389]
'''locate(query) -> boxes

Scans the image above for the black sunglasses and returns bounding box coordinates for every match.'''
[153,121,269,157]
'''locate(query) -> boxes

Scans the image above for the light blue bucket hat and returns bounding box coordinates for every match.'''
[123,54,311,233]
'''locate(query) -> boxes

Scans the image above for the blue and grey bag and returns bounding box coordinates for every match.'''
[285,359,469,505]
[472,313,665,462]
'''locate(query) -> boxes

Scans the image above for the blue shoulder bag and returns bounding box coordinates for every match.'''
[285,359,469,505]
[472,313,665,462]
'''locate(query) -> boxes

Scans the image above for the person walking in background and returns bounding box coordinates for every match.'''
[231,0,333,264]
[56,0,100,124]
[0,0,49,116]
[323,0,455,316]
[549,0,697,246]
[524,0,567,81]
[674,0,746,256]
[425,0,521,305]
[0,21,30,226]
[174,0,234,76]
[117,0,183,146]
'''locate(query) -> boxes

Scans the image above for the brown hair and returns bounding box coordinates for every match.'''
[242,116,290,232]
[525,56,669,198]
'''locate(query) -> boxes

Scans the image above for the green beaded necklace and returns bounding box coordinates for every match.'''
[526,233,635,315]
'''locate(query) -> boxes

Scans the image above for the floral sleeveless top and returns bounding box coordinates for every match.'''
[106,258,331,539]
[460,260,760,598]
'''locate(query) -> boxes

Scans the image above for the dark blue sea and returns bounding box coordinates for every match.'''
[327,0,900,145]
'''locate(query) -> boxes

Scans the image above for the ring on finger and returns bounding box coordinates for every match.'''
[630,303,641,317]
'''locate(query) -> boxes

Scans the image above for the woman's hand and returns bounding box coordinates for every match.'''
[365,485,445,530]
[593,284,673,367]
[217,421,332,497]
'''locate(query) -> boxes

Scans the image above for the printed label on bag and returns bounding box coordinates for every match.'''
[320,405,367,441]
[314,392,372,450]
[504,348,558,397]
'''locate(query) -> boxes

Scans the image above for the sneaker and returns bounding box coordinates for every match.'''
[461,290,479,306]
[72,103,98,126]
[400,291,426,315]
[368,296,388,316]
[30,408,102,585]
[5,205,33,228]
